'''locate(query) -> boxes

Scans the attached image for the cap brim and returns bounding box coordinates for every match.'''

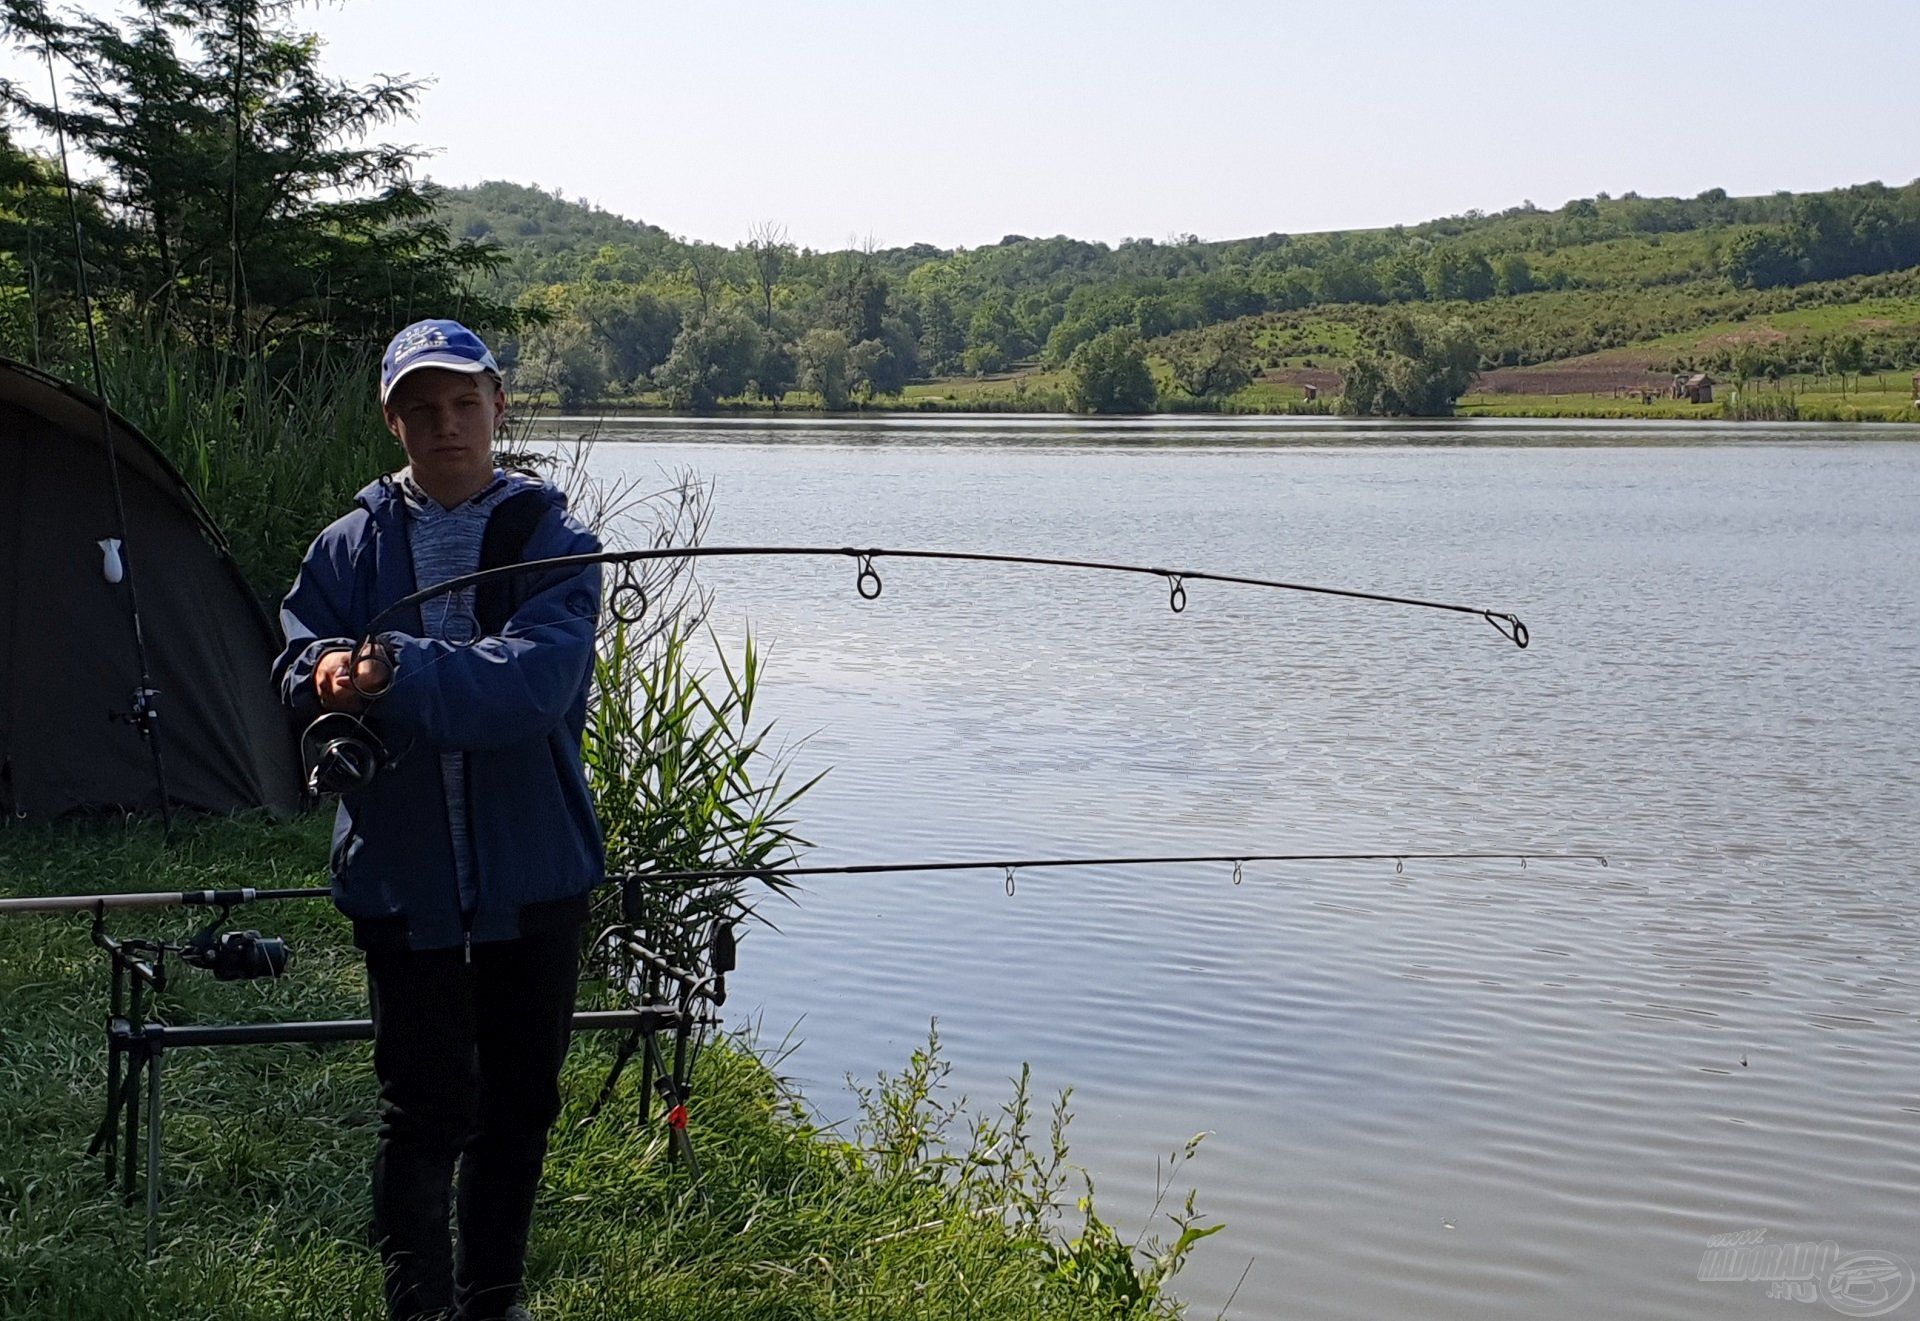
[381,355,499,404]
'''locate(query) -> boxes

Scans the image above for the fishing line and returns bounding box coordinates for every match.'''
[41,34,173,826]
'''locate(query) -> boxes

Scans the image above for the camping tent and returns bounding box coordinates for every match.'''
[0,356,300,817]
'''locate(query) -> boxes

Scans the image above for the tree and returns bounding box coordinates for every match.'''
[1340,312,1480,416]
[1721,229,1802,289]
[1166,324,1255,399]
[750,331,795,402]
[912,285,964,375]
[1727,340,1775,390]
[797,328,851,408]
[0,0,513,352]
[1828,333,1866,394]
[963,297,1020,374]
[743,220,791,332]
[682,243,728,315]
[574,287,681,387]
[653,306,761,410]
[1064,327,1158,414]
[1313,257,1381,305]
[522,321,607,410]
[1493,253,1535,296]
[1424,247,1496,302]
[848,315,916,398]
[821,256,889,344]
[1374,250,1428,302]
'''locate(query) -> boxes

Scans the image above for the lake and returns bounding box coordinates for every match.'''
[555,415,1920,1320]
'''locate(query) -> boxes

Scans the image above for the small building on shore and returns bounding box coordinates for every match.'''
[1673,373,1714,404]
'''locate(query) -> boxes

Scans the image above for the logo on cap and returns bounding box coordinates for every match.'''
[380,318,500,402]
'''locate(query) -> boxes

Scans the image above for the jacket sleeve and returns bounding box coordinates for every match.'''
[273,522,362,723]
[371,559,602,752]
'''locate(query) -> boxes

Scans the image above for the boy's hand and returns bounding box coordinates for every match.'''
[314,646,393,712]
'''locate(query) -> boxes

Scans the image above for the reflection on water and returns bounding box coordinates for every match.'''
[556,418,1920,1320]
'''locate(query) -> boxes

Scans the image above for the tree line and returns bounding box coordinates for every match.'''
[1,0,1913,419]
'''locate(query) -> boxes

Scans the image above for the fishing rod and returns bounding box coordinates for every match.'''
[0,887,330,915]
[0,848,1609,915]
[306,543,1532,790]
[627,849,1609,895]
[358,545,1530,648]
[39,32,173,827]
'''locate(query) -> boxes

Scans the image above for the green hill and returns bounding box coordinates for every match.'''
[436,178,1920,414]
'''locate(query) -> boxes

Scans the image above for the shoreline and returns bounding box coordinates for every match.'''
[528,403,1920,428]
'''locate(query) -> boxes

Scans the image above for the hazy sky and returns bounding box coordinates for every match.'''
[22,1,1920,250]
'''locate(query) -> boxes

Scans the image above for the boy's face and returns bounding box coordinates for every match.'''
[382,367,504,486]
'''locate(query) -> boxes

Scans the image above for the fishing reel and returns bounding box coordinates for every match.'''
[300,711,389,796]
[180,920,292,981]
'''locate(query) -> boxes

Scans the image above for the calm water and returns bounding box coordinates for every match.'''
[556,416,1920,1320]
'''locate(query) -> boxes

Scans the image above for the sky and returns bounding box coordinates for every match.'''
[16,0,1920,251]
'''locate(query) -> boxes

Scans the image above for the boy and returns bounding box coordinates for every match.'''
[274,319,603,1321]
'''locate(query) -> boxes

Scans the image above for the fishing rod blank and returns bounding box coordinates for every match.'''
[42,41,173,826]
[2,851,1609,916]
[354,543,1533,669]
[628,849,1609,895]
[0,887,331,916]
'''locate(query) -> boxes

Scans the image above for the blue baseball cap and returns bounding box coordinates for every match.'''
[379,319,501,403]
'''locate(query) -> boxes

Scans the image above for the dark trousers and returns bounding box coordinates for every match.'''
[366,921,582,1321]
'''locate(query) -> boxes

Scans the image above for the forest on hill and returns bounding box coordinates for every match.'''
[440,178,1920,412]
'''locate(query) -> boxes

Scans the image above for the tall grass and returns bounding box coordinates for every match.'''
[0,819,1211,1319]
[93,331,396,603]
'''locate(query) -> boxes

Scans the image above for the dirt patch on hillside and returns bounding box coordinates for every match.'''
[1694,325,1790,352]
[1474,350,1673,396]
[1260,366,1344,391]
[1267,357,1684,397]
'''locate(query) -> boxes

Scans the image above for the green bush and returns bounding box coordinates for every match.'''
[1065,328,1159,414]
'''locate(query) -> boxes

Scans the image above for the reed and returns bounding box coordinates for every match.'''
[92,330,396,603]
[584,619,821,972]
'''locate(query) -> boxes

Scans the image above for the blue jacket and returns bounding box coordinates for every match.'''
[274,474,604,951]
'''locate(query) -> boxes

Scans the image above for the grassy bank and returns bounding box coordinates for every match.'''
[0,817,1205,1320]
[1457,380,1920,422]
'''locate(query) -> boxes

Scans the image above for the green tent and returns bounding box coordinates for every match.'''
[0,357,300,817]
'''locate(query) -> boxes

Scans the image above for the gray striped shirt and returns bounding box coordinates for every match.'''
[397,467,543,915]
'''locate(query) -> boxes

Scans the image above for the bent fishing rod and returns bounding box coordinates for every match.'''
[347,543,1530,683]
[315,546,1529,789]
[0,850,1610,915]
